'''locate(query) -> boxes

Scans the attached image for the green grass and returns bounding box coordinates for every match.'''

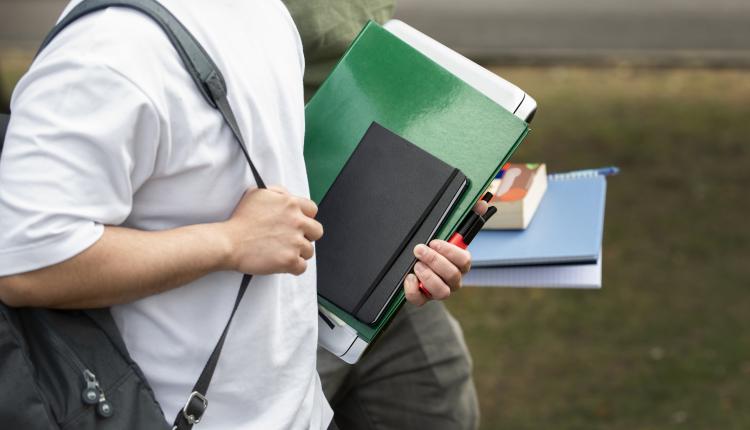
[447,67,750,430]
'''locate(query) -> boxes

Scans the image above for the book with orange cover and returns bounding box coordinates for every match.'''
[484,163,547,229]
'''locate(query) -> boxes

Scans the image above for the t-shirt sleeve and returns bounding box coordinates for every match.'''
[0,56,160,276]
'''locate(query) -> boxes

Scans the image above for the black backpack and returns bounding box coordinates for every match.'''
[0,0,267,428]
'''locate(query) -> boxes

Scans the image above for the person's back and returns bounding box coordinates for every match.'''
[0,1,331,428]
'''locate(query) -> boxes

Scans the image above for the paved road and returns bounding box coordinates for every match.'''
[2,0,750,65]
[394,0,750,65]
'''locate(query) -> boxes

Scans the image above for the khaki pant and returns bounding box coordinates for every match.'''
[318,302,479,430]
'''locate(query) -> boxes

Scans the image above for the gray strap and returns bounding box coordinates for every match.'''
[0,113,9,156]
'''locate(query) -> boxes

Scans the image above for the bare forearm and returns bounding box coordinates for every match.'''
[0,223,232,309]
[0,186,324,309]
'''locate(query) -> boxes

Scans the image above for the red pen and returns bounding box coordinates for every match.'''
[417,193,497,298]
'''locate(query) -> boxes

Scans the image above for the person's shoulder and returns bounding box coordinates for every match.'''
[35,6,182,103]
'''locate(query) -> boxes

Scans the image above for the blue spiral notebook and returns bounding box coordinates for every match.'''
[464,255,601,289]
[470,175,607,267]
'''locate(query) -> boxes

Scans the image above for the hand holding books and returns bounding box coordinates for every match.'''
[308,20,535,363]
[414,192,497,300]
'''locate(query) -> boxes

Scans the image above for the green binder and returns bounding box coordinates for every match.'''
[305,22,530,344]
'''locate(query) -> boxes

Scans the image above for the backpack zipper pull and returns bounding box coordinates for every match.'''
[81,369,113,418]
[96,392,114,418]
[82,369,99,405]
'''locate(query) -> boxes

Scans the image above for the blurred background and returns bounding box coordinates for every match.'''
[2,1,749,429]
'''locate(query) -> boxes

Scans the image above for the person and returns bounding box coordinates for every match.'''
[0,1,478,428]
[284,1,481,429]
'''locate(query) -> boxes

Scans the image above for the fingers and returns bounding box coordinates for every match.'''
[413,262,452,299]
[403,273,428,306]
[473,199,489,216]
[299,238,314,260]
[428,240,472,274]
[415,242,470,288]
[295,196,319,218]
[272,188,320,270]
[230,185,323,277]
[300,217,324,241]
[268,186,323,240]
[281,238,312,276]
[290,256,308,276]
[287,194,321,240]
[265,185,317,217]
[407,240,473,301]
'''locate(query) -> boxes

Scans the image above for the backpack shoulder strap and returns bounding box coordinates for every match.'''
[38,1,263,428]
[39,0,265,189]
[0,113,9,156]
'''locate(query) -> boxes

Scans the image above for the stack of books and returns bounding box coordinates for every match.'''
[466,167,617,289]
[307,20,535,363]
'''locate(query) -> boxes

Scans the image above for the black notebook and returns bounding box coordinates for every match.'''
[315,122,467,324]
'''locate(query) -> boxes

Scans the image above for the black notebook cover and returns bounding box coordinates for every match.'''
[315,122,466,323]
[356,172,467,323]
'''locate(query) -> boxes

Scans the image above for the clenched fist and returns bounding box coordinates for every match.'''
[218,186,323,276]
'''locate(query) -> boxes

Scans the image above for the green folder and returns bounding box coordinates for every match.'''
[305,22,530,343]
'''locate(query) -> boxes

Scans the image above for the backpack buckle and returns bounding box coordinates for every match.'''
[182,391,208,425]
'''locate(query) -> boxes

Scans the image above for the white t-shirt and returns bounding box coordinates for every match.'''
[0,1,332,428]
